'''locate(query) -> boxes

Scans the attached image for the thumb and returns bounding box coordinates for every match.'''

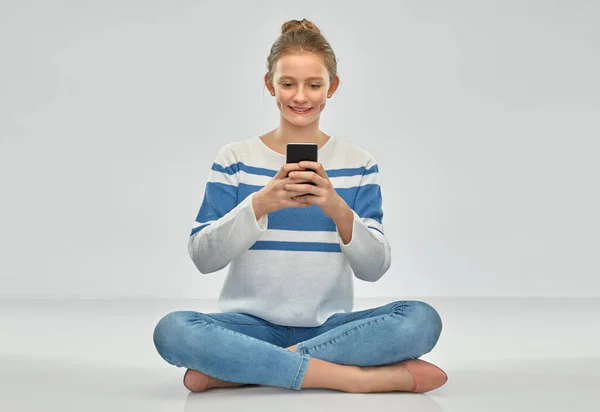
[275,162,293,180]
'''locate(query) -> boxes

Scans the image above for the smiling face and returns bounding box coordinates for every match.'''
[266,52,337,126]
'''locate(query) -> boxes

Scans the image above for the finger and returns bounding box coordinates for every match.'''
[287,171,312,181]
[298,161,327,179]
[277,162,307,179]
[293,194,316,204]
[284,183,316,194]
[298,161,317,169]
[286,190,313,199]
[288,170,323,183]
[287,170,324,186]
[286,190,313,200]
[275,163,294,179]
[278,177,308,190]
[286,197,311,207]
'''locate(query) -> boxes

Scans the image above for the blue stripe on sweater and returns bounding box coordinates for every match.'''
[191,223,210,236]
[192,163,383,236]
[250,241,341,253]
[353,184,383,224]
[194,182,238,221]
[368,226,384,236]
[212,162,378,177]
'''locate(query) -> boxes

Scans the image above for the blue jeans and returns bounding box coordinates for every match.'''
[153,300,443,390]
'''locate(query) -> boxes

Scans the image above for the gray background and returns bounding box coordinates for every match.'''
[1,0,598,298]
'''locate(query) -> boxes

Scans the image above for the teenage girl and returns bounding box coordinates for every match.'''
[153,18,448,394]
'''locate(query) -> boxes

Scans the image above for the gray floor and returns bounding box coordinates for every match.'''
[1,297,598,411]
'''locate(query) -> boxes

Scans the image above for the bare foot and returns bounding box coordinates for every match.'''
[183,369,246,392]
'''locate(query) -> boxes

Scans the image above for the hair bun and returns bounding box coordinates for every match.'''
[281,18,321,35]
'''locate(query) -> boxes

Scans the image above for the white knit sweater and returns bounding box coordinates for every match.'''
[188,135,391,327]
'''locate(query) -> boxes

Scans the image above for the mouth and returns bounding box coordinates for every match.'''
[289,106,313,114]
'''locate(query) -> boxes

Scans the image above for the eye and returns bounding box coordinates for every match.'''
[280,83,322,89]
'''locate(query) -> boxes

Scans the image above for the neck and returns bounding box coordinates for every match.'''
[273,114,328,146]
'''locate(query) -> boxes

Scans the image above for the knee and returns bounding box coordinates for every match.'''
[153,311,197,362]
[393,300,443,354]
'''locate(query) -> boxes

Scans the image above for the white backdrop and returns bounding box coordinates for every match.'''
[1,0,598,298]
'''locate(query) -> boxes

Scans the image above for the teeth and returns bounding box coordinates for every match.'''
[292,107,310,112]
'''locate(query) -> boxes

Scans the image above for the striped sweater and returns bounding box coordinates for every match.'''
[188,135,391,327]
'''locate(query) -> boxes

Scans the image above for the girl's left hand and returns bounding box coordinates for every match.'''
[284,161,344,219]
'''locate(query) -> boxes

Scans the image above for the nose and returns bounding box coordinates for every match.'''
[293,89,308,103]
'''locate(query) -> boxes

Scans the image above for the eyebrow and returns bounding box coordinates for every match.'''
[279,76,324,81]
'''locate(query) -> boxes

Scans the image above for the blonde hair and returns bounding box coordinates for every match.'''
[266,18,339,85]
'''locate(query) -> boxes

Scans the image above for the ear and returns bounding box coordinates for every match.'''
[264,72,274,94]
[328,75,340,96]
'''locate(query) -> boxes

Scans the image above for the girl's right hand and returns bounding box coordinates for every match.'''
[252,163,312,219]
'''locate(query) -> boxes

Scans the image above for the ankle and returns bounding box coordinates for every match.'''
[353,366,379,393]
[349,366,372,393]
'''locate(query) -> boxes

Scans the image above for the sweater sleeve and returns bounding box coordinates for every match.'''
[188,146,268,274]
[337,156,391,282]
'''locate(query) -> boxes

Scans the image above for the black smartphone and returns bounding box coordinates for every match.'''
[286,143,318,186]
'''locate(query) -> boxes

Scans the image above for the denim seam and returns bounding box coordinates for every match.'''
[303,302,406,354]
[291,353,310,390]
[196,312,282,327]
[322,309,380,326]
[302,316,384,354]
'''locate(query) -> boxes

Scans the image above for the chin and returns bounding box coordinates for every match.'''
[284,114,319,125]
